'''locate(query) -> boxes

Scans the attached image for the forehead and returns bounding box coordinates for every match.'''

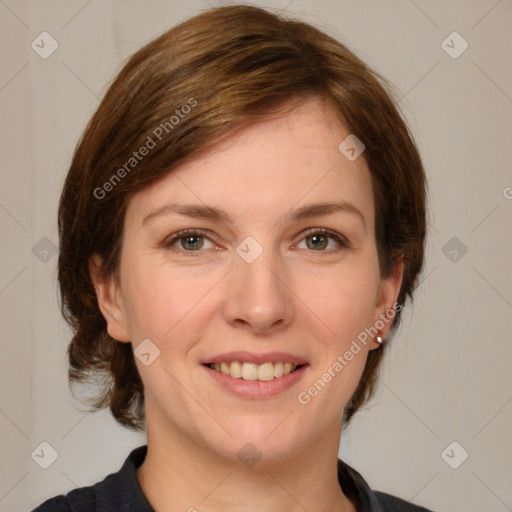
[125,97,374,230]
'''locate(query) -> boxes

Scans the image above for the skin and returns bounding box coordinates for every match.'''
[90,96,403,512]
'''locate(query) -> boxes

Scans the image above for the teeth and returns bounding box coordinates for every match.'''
[229,361,242,378]
[241,363,258,381]
[258,362,275,381]
[209,361,299,380]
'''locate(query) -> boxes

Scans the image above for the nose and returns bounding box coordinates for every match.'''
[222,244,295,334]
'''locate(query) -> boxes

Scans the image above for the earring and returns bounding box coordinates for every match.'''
[376,335,384,344]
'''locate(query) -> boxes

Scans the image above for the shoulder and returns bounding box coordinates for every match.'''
[31,446,152,512]
[31,487,95,511]
[337,458,436,512]
[32,495,70,511]
[374,491,435,512]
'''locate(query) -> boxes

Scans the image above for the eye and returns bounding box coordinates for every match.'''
[297,228,350,252]
[162,227,350,256]
[162,229,216,254]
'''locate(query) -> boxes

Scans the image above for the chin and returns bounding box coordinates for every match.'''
[202,418,307,467]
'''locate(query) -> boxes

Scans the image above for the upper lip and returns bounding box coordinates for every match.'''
[201,351,309,366]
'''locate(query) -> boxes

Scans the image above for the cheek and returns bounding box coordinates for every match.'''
[296,278,376,413]
[120,259,223,342]
[299,258,381,343]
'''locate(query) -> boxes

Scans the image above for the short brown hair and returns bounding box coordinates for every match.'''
[58,4,427,430]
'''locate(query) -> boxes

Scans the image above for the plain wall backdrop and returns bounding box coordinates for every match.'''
[0,1,511,511]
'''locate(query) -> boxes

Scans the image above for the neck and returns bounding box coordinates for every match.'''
[136,408,356,512]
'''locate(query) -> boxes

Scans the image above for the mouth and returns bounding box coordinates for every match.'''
[200,351,309,398]
[204,361,306,382]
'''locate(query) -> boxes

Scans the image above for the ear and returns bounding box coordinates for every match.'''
[369,255,404,350]
[89,254,131,343]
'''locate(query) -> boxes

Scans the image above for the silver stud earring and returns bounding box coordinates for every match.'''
[376,335,384,344]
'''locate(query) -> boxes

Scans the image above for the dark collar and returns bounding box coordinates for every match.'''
[92,445,153,511]
[85,445,399,512]
[337,457,386,512]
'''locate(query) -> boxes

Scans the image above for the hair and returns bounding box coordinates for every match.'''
[58,4,427,431]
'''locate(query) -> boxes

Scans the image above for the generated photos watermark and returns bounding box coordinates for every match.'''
[93,97,197,200]
[297,302,402,405]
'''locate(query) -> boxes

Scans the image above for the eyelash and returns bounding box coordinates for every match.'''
[161,228,350,256]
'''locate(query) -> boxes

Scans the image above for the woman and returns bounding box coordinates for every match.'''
[33,4,432,511]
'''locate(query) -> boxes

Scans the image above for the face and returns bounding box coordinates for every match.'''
[92,97,402,465]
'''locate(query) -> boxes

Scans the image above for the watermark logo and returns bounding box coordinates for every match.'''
[442,236,468,263]
[93,98,197,200]
[31,441,59,469]
[31,31,58,59]
[236,236,263,264]
[441,441,468,469]
[32,237,58,263]
[237,442,262,468]
[441,32,468,60]
[134,338,161,366]
[338,134,365,161]
[297,303,402,405]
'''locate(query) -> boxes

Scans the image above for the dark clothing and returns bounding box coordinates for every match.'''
[32,445,434,511]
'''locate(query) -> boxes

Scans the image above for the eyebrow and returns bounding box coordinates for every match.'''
[142,200,366,230]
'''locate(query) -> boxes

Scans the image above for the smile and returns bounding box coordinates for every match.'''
[201,351,309,398]
[207,361,301,381]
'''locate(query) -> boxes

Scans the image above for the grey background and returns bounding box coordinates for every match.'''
[1,1,511,511]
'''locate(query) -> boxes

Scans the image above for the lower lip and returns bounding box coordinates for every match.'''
[202,364,309,399]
